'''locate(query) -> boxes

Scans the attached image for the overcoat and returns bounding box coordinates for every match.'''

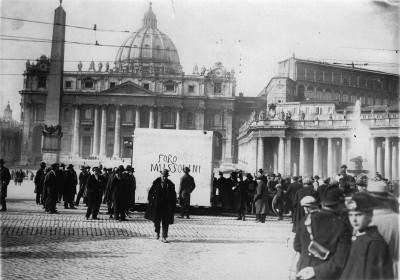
[110,174,130,212]
[293,186,315,232]
[144,177,176,224]
[179,173,195,206]
[234,180,248,211]
[341,226,393,280]
[103,173,115,202]
[86,174,105,198]
[0,166,11,198]
[254,179,269,214]
[294,209,352,280]
[64,169,78,195]
[34,168,45,194]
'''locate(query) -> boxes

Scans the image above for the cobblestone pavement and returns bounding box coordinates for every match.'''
[1,181,296,280]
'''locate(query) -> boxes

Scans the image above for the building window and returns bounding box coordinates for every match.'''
[383,99,388,105]
[108,128,114,132]
[143,83,150,90]
[35,106,45,121]
[212,113,221,126]
[110,82,116,88]
[65,81,72,89]
[214,83,222,94]
[163,111,175,127]
[367,97,374,105]
[83,127,91,132]
[63,108,71,122]
[375,98,382,105]
[351,96,357,103]
[84,109,92,119]
[334,93,340,101]
[306,107,310,114]
[277,99,282,103]
[360,77,366,87]
[360,97,366,105]
[38,77,47,88]
[188,85,195,93]
[342,95,349,103]
[84,81,94,89]
[187,113,194,126]
[123,110,133,123]
[165,84,175,92]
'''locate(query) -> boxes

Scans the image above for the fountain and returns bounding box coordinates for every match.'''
[347,100,372,176]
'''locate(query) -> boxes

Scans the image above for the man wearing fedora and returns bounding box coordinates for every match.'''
[178,167,196,219]
[123,165,136,214]
[34,162,46,205]
[111,165,130,221]
[64,164,77,209]
[85,166,105,220]
[145,169,177,243]
[0,159,11,211]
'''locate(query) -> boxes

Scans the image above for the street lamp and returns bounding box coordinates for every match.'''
[123,140,133,165]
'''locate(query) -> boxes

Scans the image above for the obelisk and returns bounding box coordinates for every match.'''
[42,1,66,163]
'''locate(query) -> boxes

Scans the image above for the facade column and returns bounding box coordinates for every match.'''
[341,138,347,167]
[278,137,285,174]
[384,137,391,179]
[99,105,107,157]
[257,137,264,171]
[175,107,181,130]
[157,107,162,128]
[196,107,205,130]
[72,105,80,156]
[285,137,292,176]
[249,138,258,174]
[149,107,155,128]
[224,109,233,162]
[327,138,333,177]
[112,105,121,158]
[370,137,377,174]
[135,106,141,129]
[299,138,305,176]
[392,139,398,180]
[313,138,319,176]
[91,106,100,156]
[376,139,383,174]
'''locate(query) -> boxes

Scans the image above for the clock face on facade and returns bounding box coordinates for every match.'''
[214,69,223,78]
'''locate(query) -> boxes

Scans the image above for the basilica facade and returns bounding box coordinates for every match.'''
[19,4,256,167]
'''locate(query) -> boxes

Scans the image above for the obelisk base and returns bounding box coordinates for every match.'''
[42,134,62,163]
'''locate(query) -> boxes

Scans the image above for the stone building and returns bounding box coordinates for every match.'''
[238,57,400,180]
[19,4,254,167]
[0,103,21,165]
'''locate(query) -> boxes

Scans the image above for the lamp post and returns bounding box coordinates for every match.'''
[123,140,133,165]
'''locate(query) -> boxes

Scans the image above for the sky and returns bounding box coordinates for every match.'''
[1,0,399,120]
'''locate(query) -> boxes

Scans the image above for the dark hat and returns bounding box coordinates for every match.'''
[0,159,5,164]
[51,163,59,169]
[258,169,264,174]
[116,165,124,173]
[321,185,344,206]
[246,173,253,180]
[183,167,190,173]
[85,165,91,169]
[323,177,331,184]
[355,179,366,187]
[275,184,282,189]
[106,168,112,171]
[161,169,170,177]
[67,164,74,170]
[341,164,348,169]
[313,175,320,180]
[218,171,223,176]
[277,173,281,177]
[92,166,99,171]
[303,177,313,185]
[60,163,66,167]
[125,165,133,171]
[39,162,46,167]
[80,165,86,170]
[345,192,380,212]
[292,176,299,181]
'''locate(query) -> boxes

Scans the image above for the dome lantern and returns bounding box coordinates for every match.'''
[142,2,157,29]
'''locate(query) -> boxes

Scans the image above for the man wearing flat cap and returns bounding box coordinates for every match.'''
[34,162,46,205]
[145,169,177,243]
[0,159,11,211]
[178,167,196,219]
[64,164,77,209]
[294,185,351,280]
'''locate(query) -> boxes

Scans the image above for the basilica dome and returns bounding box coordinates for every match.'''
[115,4,181,73]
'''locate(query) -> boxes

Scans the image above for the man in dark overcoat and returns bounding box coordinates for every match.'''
[44,163,60,214]
[292,177,314,233]
[110,165,129,221]
[178,167,196,219]
[75,166,90,206]
[294,185,351,280]
[103,168,115,217]
[0,159,11,211]
[233,171,247,221]
[254,169,269,223]
[64,164,77,209]
[34,162,46,205]
[216,171,229,210]
[57,163,66,203]
[123,165,136,213]
[85,166,105,220]
[145,169,177,243]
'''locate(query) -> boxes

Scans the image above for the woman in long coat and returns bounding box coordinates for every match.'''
[145,169,176,243]
[254,174,270,223]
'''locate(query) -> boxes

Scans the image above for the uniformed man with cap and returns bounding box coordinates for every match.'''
[178,167,196,219]
[0,159,11,211]
[294,185,351,280]
[34,162,46,205]
[145,169,177,243]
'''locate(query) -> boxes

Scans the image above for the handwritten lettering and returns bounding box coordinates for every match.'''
[151,155,202,173]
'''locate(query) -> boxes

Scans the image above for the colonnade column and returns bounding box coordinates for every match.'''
[257,137,264,171]
[157,107,162,128]
[149,107,155,128]
[392,139,398,180]
[278,137,285,174]
[135,106,141,129]
[327,138,333,177]
[175,107,181,130]
[341,138,347,166]
[112,105,121,158]
[99,105,107,157]
[91,106,100,156]
[376,139,383,174]
[249,138,258,173]
[72,105,80,156]
[384,137,391,179]
[224,109,233,162]
[313,138,319,176]
[299,138,305,176]
[370,138,376,174]
[285,137,292,176]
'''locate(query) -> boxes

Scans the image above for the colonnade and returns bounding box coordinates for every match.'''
[243,136,399,180]
[71,104,205,158]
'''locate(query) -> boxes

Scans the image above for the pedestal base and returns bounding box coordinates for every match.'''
[19,153,29,166]
[42,152,61,164]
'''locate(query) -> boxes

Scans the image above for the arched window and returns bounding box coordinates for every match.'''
[35,106,45,121]
[297,85,305,100]
[306,86,314,99]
